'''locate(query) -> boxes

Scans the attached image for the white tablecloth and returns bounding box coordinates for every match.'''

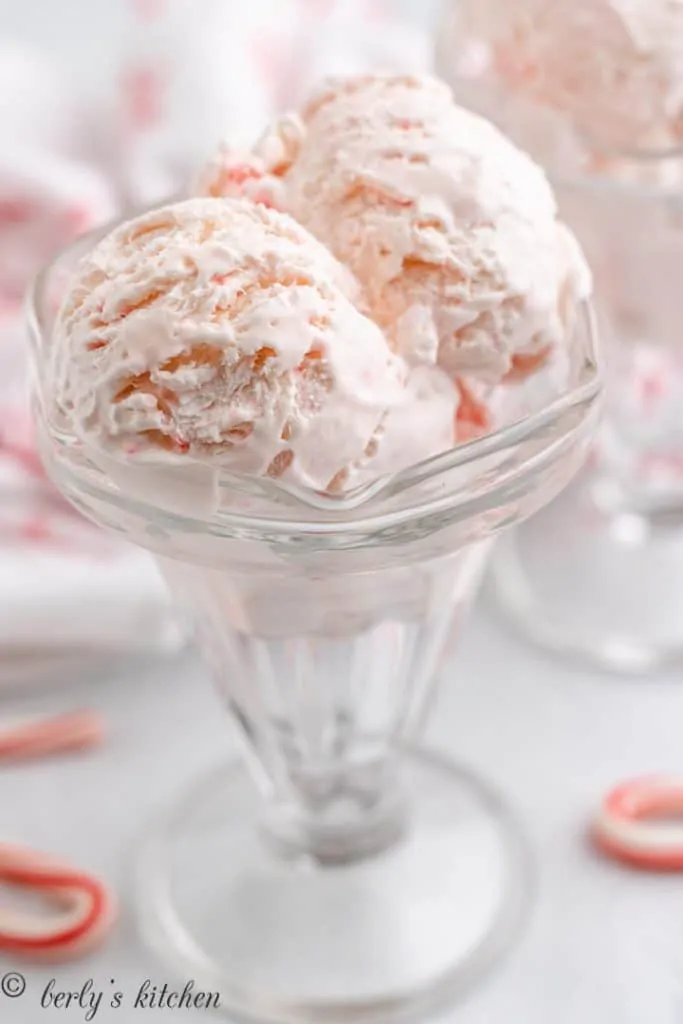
[2,588,683,1023]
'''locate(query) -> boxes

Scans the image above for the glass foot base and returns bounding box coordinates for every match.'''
[136,746,531,1024]
[491,474,683,674]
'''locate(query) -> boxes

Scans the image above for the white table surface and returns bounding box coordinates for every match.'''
[2,581,683,1024]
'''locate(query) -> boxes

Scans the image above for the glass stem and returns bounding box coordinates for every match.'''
[158,555,479,867]
[204,628,418,867]
[255,745,409,866]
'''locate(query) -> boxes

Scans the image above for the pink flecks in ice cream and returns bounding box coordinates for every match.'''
[456,380,492,439]
[51,197,460,494]
[200,74,590,389]
[193,148,279,208]
[193,113,306,207]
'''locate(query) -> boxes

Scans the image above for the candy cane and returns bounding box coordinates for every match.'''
[593,776,683,870]
[0,712,105,764]
[0,845,115,959]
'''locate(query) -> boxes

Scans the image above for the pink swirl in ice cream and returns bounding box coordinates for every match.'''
[50,197,460,494]
[198,74,590,387]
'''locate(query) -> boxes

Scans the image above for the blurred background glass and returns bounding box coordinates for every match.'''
[437,0,683,673]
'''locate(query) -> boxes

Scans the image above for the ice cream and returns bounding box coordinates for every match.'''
[448,0,683,155]
[50,196,460,495]
[197,75,590,388]
[49,75,593,504]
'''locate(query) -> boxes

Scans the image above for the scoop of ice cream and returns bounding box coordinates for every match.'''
[451,0,683,155]
[199,75,590,387]
[193,148,277,205]
[51,197,460,495]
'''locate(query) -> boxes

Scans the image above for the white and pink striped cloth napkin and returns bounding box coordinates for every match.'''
[0,0,429,685]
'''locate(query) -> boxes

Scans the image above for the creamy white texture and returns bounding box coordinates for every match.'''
[455,0,683,154]
[50,197,459,497]
[246,74,590,385]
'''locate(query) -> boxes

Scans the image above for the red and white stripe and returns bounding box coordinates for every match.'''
[0,713,114,959]
[0,845,115,959]
[593,776,683,870]
[0,711,105,764]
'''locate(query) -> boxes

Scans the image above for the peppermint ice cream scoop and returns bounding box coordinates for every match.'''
[452,0,683,155]
[50,197,459,494]
[198,74,590,387]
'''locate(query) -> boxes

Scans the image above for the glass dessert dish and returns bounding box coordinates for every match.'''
[436,8,683,672]
[30,227,602,1024]
[492,159,683,674]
